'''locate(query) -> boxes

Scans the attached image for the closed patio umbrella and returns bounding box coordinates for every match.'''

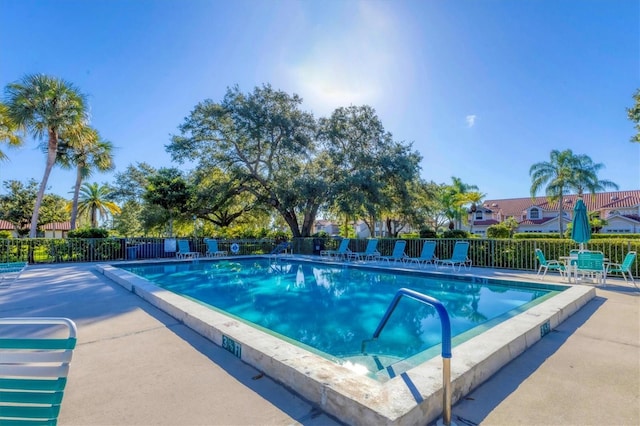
[571,198,591,250]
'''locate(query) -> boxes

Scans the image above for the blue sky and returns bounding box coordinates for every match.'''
[1,0,639,201]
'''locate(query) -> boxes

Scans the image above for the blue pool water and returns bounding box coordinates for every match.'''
[120,259,560,368]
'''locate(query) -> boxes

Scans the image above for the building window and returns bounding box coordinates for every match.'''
[529,208,540,219]
[475,211,483,220]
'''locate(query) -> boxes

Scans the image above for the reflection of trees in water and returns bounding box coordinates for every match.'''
[126,260,550,360]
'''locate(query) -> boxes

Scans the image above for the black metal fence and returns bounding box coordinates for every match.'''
[0,237,637,276]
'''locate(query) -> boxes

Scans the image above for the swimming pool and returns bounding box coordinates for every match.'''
[99,257,595,425]
[119,258,557,378]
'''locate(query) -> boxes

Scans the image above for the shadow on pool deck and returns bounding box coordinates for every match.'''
[1,261,638,425]
[1,263,343,426]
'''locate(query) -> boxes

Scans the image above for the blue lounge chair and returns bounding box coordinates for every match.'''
[535,249,566,279]
[606,251,637,288]
[350,239,380,261]
[270,241,292,255]
[408,241,437,267]
[0,317,77,425]
[380,240,408,263]
[321,239,351,260]
[0,262,28,287]
[177,240,200,259]
[436,241,471,271]
[204,239,228,257]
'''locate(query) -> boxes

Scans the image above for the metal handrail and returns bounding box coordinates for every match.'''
[369,288,453,426]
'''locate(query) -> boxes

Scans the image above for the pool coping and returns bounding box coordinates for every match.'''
[97,257,595,425]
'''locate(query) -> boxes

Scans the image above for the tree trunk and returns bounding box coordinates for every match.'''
[558,192,565,235]
[91,206,97,228]
[70,166,82,230]
[300,205,319,237]
[281,209,301,238]
[29,130,58,238]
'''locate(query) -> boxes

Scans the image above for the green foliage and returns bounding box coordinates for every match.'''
[486,223,511,239]
[339,222,356,238]
[56,125,115,229]
[0,179,38,236]
[110,162,156,203]
[0,231,11,238]
[399,232,420,239]
[530,149,618,235]
[419,227,437,238]
[442,229,469,239]
[143,168,192,236]
[190,167,259,228]
[0,102,24,161]
[40,193,71,225]
[4,74,89,237]
[168,85,421,238]
[627,88,640,143]
[75,182,120,228]
[320,105,422,238]
[590,233,640,239]
[67,227,109,238]
[513,233,563,239]
[112,200,143,237]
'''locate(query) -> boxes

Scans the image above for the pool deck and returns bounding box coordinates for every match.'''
[1,260,638,425]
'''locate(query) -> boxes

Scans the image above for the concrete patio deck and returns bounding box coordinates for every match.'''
[1,261,638,425]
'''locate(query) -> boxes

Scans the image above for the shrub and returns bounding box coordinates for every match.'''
[486,224,510,239]
[67,228,109,238]
[442,229,469,239]
[513,233,562,239]
[419,227,437,238]
[0,231,12,239]
[399,232,420,239]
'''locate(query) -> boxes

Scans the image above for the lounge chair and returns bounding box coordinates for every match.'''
[535,249,566,279]
[0,317,77,425]
[575,251,606,285]
[270,241,292,255]
[380,240,408,263]
[204,239,228,257]
[606,251,637,288]
[0,261,28,287]
[349,239,380,261]
[436,241,471,271]
[407,241,437,268]
[320,239,351,260]
[177,239,200,259]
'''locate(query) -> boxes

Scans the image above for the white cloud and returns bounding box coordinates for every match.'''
[466,114,477,127]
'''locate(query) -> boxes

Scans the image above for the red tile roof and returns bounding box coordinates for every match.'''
[519,217,559,225]
[483,190,640,220]
[42,222,71,231]
[0,220,15,231]
[0,220,71,231]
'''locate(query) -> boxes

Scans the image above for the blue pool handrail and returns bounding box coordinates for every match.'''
[372,288,451,358]
[370,288,453,425]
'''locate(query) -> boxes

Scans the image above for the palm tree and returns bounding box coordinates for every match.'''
[443,177,479,229]
[75,182,121,228]
[530,149,577,235]
[4,74,88,237]
[57,125,115,230]
[456,190,485,235]
[568,154,618,197]
[0,103,23,161]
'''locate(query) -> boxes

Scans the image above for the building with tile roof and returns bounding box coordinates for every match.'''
[0,220,71,238]
[471,190,640,235]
